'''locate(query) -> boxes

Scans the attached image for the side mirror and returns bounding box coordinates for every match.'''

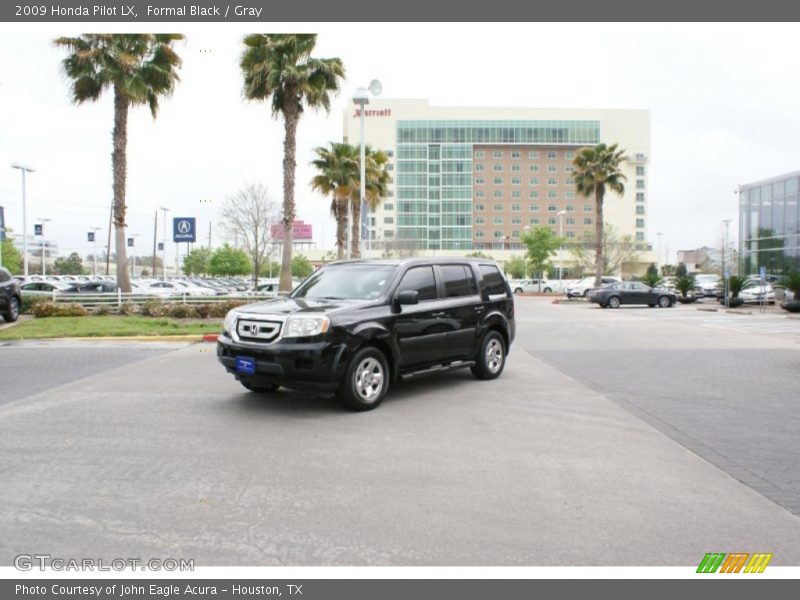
[394,290,419,306]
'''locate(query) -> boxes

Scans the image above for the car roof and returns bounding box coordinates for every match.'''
[322,257,498,268]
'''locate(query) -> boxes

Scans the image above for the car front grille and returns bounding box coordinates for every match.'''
[236,319,282,343]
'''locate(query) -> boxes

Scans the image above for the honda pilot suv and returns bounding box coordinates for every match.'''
[0,267,21,323]
[217,258,515,411]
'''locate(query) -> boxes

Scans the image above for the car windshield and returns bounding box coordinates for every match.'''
[291,264,397,300]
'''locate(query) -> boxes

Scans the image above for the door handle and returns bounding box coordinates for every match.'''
[474,306,486,313]
[431,311,446,318]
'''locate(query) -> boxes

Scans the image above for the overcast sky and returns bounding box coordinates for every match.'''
[1,22,799,265]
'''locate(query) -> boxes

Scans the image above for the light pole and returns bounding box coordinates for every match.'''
[557,210,566,284]
[90,227,101,278]
[351,79,382,259]
[159,206,170,280]
[129,233,140,278]
[37,218,51,276]
[656,232,663,266]
[11,164,34,278]
[722,218,732,308]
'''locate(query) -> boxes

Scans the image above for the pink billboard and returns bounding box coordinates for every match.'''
[272,220,313,241]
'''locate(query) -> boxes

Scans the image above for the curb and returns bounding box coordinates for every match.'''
[203,334,219,342]
[5,335,209,343]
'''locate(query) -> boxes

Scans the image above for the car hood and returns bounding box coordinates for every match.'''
[234,297,367,316]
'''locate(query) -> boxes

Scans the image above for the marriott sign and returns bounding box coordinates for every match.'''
[353,108,392,117]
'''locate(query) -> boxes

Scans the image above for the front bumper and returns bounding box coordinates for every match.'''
[217,333,346,393]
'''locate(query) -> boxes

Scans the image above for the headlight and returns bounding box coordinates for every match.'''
[223,309,238,334]
[284,315,330,338]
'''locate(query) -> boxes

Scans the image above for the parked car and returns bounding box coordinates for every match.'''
[739,282,776,304]
[694,273,721,297]
[0,267,22,322]
[19,281,71,297]
[511,279,560,294]
[566,276,621,298]
[588,281,676,308]
[217,258,515,411]
[62,281,120,294]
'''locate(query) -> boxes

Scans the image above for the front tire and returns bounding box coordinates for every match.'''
[543,287,552,293]
[657,295,672,308]
[514,287,523,294]
[241,381,279,393]
[338,346,389,411]
[3,296,20,322]
[583,289,591,298]
[607,296,621,309]
[471,331,507,380]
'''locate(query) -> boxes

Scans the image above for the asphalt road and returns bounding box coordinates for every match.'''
[0,301,799,566]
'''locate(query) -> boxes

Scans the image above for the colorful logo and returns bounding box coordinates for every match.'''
[697,552,773,573]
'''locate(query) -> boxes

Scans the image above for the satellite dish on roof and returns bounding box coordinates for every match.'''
[369,79,382,96]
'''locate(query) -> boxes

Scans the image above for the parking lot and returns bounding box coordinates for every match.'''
[1,298,799,565]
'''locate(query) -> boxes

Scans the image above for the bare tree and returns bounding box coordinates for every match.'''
[219,183,279,287]
[380,237,419,258]
[568,224,641,277]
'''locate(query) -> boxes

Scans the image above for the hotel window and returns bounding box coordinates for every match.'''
[493,203,503,211]
[565,178,574,185]
[475,150,485,159]
[637,179,645,189]
[547,204,557,212]
[565,165,574,173]
[583,204,592,212]
[565,192,575,199]
[493,164,503,172]
[475,177,485,185]
[512,230,521,238]
[475,190,485,198]
[384,230,394,238]
[493,230,504,239]
[584,217,593,225]
[566,217,575,225]
[547,151,558,159]
[529,191,539,199]
[475,164,484,172]
[493,177,503,185]
[636,192,645,202]
[493,217,504,225]
[529,177,539,185]
[636,218,645,228]
[386,164,394,171]
[566,231,576,239]
[511,177,521,186]
[530,217,540,225]
[636,166,645,176]
[493,191,503,199]
[492,151,503,159]
[475,203,485,211]
[511,203,521,211]
[384,203,394,210]
[512,164,522,172]
[565,151,574,160]
[529,164,539,172]
[475,217,485,225]
[547,178,558,186]
[511,151,521,159]
[529,204,539,211]
[566,204,575,212]
[548,191,558,199]
[512,217,522,225]
[636,232,645,241]
[512,191,521,199]
[636,205,645,215]
[475,230,485,238]
[384,217,394,224]
[547,217,557,225]
[547,164,558,173]
[528,151,539,159]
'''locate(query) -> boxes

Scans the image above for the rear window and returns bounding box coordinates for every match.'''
[479,265,507,296]
[440,265,478,298]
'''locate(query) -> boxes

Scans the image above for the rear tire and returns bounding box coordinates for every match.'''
[2,296,20,323]
[338,346,390,411]
[607,296,621,309]
[583,289,591,298]
[657,295,672,308]
[241,381,279,393]
[514,288,523,294]
[543,287,552,293]
[471,330,507,380]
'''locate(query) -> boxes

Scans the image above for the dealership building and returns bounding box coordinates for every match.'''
[342,99,654,273]
[738,171,800,275]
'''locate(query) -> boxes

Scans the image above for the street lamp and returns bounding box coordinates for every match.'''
[11,163,34,278]
[129,233,140,278]
[159,206,170,280]
[557,210,566,283]
[89,227,101,278]
[351,79,382,259]
[37,217,51,276]
[656,232,663,266]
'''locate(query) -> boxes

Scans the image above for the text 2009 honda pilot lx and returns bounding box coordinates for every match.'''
[217,258,515,411]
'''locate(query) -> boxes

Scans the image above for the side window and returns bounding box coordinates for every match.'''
[479,265,507,297]
[440,265,478,298]
[396,266,437,301]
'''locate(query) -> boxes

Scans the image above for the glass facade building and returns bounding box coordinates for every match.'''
[739,172,800,275]
[395,120,601,250]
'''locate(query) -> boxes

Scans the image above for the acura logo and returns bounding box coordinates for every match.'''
[177,220,191,234]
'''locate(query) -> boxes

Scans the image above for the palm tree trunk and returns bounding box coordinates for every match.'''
[279,101,299,292]
[350,196,361,259]
[594,188,604,288]
[335,196,347,260]
[112,87,132,293]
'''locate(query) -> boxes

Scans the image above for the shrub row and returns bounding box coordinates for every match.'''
[25,298,249,319]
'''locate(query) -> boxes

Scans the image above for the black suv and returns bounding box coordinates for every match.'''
[217,258,515,410]
[0,267,21,322]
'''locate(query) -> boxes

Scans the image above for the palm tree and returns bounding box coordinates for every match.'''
[54,34,184,293]
[310,142,359,259]
[572,143,627,287]
[349,146,390,258]
[241,34,345,292]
